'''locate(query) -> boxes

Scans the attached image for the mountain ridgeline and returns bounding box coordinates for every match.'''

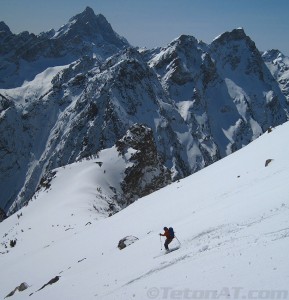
[0,7,288,215]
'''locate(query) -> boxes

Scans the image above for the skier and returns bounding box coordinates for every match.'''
[159,227,174,251]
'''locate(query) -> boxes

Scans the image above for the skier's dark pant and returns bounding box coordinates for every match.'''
[164,238,173,250]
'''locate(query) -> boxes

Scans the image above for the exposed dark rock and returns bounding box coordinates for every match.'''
[37,276,60,291]
[116,124,171,205]
[37,171,57,191]
[10,239,16,248]
[5,282,29,298]
[118,236,139,250]
[265,159,273,167]
[0,206,7,222]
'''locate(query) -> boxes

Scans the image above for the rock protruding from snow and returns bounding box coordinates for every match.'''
[118,236,139,250]
[265,159,274,167]
[5,282,29,298]
[37,276,60,292]
[116,124,172,205]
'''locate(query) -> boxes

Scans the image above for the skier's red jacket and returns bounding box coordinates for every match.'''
[161,228,171,239]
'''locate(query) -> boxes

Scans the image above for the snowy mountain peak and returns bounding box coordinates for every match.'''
[210,28,259,61]
[67,7,108,31]
[171,34,198,47]
[212,27,248,44]
[79,6,96,18]
[54,6,129,48]
[210,27,265,80]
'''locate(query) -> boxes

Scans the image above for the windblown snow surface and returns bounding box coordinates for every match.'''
[1,122,289,300]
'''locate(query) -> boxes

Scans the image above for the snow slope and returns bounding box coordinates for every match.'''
[1,121,289,299]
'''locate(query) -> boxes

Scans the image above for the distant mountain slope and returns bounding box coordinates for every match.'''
[0,121,288,299]
[0,9,288,214]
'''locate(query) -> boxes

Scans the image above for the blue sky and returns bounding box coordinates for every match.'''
[1,0,288,55]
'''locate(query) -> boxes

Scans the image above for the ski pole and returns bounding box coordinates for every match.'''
[175,235,181,245]
[159,235,163,250]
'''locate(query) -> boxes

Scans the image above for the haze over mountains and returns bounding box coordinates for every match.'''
[0,7,288,215]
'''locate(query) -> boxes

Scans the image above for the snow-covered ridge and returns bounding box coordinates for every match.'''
[0,121,288,299]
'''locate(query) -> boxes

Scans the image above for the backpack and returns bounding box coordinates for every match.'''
[169,227,174,239]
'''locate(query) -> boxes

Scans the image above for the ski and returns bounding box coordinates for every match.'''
[154,246,180,258]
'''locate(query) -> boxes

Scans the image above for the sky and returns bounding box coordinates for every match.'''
[1,0,289,55]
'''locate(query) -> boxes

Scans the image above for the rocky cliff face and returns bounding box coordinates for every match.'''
[262,49,289,108]
[116,124,171,205]
[0,9,288,214]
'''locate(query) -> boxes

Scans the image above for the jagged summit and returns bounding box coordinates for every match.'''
[170,34,198,46]
[209,27,264,78]
[210,28,259,58]
[0,21,11,35]
[53,6,129,48]
[78,6,96,18]
[262,49,284,61]
[212,27,248,43]
[211,28,259,54]
[0,21,12,43]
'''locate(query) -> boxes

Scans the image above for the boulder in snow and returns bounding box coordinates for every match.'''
[5,282,29,298]
[265,159,273,167]
[118,236,139,250]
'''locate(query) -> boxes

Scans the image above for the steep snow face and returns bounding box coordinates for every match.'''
[210,28,287,109]
[0,121,288,299]
[206,28,287,155]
